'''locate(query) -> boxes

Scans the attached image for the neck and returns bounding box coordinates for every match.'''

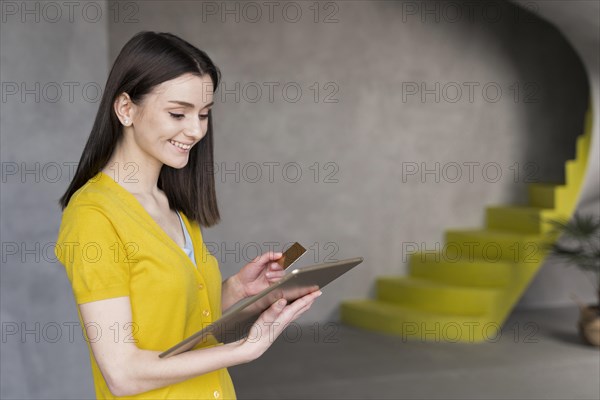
[102,136,163,197]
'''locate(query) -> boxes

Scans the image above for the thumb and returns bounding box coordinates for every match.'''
[252,251,283,266]
[270,298,287,315]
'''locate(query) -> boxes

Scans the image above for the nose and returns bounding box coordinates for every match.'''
[184,116,206,141]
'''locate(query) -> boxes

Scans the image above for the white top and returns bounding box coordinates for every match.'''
[176,211,196,267]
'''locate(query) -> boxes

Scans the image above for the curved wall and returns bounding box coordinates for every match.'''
[512,0,600,308]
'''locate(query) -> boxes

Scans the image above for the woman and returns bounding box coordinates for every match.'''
[54,31,321,399]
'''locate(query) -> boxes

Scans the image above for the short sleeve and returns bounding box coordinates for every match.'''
[54,206,131,304]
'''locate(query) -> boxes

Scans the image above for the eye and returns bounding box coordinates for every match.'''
[169,112,184,119]
[199,114,209,120]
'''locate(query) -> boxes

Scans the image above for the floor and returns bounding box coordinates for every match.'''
[229,305,600,399]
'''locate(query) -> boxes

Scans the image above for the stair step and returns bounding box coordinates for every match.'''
[339,126,591,344]
[578,110,593,161]
[554,184,578,215]
[376,277,500,316]
[528,183,559,208]
[576,134,590,162]
[340,299,492,343]
[409,253,513,287]
[444,229,549,263]
[566,159,585,188]
[527,184,575,217]
[485,205,559,234]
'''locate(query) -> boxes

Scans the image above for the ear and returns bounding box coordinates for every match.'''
[113,92,135,127]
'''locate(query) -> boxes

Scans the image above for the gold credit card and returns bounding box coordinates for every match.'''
[277,242,307,270]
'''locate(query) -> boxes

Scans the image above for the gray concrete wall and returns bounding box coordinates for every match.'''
[106,0,590,319]
[1,1,110,397]
[511,0,600,309]
[0,0,593,398]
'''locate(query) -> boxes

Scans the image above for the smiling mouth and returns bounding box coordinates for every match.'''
[168,139,192,150]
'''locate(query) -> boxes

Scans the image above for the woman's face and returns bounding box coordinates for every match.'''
[126,73,214,169]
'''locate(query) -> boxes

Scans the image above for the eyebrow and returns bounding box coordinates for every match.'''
[167,100,214,109]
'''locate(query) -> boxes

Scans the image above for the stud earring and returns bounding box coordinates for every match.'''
[124,119,130,126]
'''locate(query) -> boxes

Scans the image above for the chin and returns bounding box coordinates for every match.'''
[160,153,190,169]
[164,160,189,170]
[161,143,191,169]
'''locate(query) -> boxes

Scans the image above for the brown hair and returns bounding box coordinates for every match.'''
[57,31,221,227]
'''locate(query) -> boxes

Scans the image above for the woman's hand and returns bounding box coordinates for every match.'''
[222,252,287,311]
[235,289,322,362]
[237,251,287,296]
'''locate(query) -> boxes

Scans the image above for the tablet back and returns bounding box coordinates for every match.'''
[159,257,363,358]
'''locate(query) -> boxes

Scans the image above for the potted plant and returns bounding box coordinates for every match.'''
[546,213,600,347]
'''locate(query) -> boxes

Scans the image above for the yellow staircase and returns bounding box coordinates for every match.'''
[341,107,593,343]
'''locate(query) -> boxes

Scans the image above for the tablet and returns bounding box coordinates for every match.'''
[158,256,363,358]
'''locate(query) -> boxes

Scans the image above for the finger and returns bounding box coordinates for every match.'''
[269,261,283,271]
[269,293,320,338]
[244,254,280,280]
[280,291,322,316]
[277,297,319,327]
[251,251,284,267]
[290,300,315,319]
[292,297,317,315]
[265,270,285,280]
[257,298,287,323]
[257,291,320,328]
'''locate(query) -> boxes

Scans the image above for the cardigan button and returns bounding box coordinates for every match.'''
[197,283,204,290]
[203,309,211,317]
[213,390,220,398]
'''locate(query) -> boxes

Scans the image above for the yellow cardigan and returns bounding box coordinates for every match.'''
[54,171,236,399]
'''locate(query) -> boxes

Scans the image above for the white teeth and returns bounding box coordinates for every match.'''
[169,139,191,150]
